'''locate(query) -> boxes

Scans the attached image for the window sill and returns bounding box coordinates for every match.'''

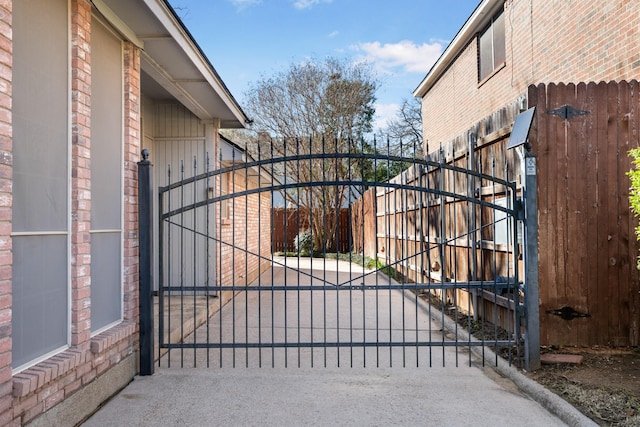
[478,61,506,88]
[12,348,89,397]
[90,321,136,354]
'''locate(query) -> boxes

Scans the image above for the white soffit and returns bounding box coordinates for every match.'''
[97,0,248,128]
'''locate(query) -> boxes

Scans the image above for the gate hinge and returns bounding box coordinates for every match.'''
[546,104,590,120]
[546,306,591,320]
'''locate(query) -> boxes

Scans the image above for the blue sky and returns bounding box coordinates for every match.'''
[168,0,481,130]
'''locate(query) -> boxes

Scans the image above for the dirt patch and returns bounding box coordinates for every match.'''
[528,347,640,426]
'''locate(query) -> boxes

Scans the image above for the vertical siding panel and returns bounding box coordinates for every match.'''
[556,83,573,343]
[584,82,600,345]
[532,84,552,344]
[617,81,631,346]
[547,82,565,342]
[566,83,590,344]
[606,81,621,345]
[630,80,640,346]
[594,81,610,344]
[618,81,635,345]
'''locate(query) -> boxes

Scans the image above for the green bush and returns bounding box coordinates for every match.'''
[294,230,313,257]
[627,148,640,269]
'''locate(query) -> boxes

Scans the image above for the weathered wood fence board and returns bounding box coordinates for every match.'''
[352,130,523,335]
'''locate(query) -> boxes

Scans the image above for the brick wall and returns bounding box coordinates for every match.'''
[122,41,141,326]
[219,172,272,290]
[0,0,11,423]
[422,0,640,151]
[3,1,140,424]
[70,0,92,351]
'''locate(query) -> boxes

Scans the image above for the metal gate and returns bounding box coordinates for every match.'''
[140,134,539,370]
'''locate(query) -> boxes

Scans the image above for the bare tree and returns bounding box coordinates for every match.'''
[243,57,378,252]
[383,97,423,157]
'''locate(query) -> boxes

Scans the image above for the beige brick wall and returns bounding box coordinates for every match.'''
[422,0,640,151]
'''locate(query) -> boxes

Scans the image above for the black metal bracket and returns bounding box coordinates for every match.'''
[546,104,590,120]
[514,198,525,221]
[546,306,590,320]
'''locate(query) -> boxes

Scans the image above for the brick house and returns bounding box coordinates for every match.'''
[415,0,639,150]
[413,0,640,346]
[0,0,253,424]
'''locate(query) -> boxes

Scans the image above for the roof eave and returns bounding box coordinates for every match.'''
[147,0,250,126]
[413,0,504,98]
[95,0,250,127]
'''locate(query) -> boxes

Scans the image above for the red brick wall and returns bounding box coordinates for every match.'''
[219,172,272,289]
[122,41,141,326]
[0,0,11,423]
[4,1,140,424]
[422,0,640,151]
[70,0,92,351]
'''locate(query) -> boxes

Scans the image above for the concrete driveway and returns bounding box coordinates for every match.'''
[161,256,456,369]
[83,257,593,426]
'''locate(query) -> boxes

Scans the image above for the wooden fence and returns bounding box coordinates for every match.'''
[352,80,640,347]
[271,208,351,253]
[352,104,524,339]
[529,81,639,346]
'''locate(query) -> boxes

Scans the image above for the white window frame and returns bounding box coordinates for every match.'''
[11,0,72,374]
[89,14,125,336]
[478,8,506,82]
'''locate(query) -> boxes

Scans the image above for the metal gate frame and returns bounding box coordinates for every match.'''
[138,134,539,371]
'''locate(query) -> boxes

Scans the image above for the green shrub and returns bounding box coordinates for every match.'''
[294,230,313,257]
[627,148,640,269]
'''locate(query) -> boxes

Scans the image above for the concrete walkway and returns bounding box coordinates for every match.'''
[84,257,594,426]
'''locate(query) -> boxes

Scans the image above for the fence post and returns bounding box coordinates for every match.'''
[524,152,540,371]
[138,149,154,375]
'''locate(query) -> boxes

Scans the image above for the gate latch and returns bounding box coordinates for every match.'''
[514,198,525,220]
[546,306,590,320]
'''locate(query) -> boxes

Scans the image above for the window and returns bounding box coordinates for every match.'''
[12,0,70,370]
[90,18,123,333]
[478,9,505,81]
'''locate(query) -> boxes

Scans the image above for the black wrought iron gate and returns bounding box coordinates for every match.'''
[142,135,538,370]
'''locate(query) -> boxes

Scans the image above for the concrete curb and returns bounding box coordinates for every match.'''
[405,290,597,427]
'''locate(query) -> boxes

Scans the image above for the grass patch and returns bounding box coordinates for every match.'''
[322,252,399,279]
[273,251,399,280]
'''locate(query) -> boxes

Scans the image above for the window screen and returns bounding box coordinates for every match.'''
[12,0,70,369]
[90,18,123,332]
[478,9,505,81]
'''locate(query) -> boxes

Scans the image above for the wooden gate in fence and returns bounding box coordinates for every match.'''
[352,80,640,347]
[529,81,640,346]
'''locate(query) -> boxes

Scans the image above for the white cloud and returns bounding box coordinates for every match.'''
[328,30,339,38]
[292,0,333,10]
[353,40,443,75]
[230,0,261,11]
[373,102,400,131]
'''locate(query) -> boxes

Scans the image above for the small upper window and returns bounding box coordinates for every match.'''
[478,9,505,82]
